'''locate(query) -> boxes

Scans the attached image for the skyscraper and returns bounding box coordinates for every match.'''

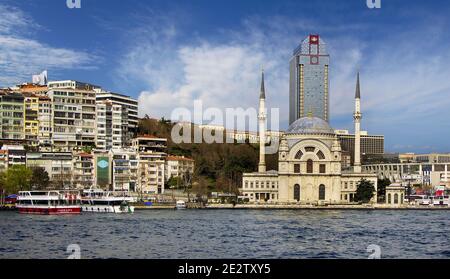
[289,34,330,124]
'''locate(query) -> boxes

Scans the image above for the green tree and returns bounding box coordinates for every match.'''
[377,178,391,201]
[0,165,33,194]
[355,179,376,203]
[30,167,50,190]
[167,176,181,189]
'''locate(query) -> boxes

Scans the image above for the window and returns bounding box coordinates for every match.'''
[394,194,399,204]
[305,147,315,153]
[295,150,303,160]
[388,193,392,204]
[319,164,326,174]
[294,164,301,174]
[317,150,325,160]
[307,159,313,173]
[294,184,300,202]
[319,184,326,200]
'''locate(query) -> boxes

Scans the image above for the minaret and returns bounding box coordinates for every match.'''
[258,70,267,173]
[353,72,362,173]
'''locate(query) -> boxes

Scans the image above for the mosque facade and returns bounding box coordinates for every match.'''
[241,72,378,204]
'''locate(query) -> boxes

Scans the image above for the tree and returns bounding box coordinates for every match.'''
[355,179,376,203]
[377,178,391,201]
[30,167,50,190]
[0,165,33,194]
[167,176,182,189]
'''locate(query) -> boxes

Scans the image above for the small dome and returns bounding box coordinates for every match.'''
[287,117,335,135]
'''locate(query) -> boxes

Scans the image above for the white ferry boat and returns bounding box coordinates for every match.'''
[81,189,135,213]
[16,191,81,215]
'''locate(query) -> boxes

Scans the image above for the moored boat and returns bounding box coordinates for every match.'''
[81,189,135,213]
[16,191,81,215]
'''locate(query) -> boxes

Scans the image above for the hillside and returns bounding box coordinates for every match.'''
[138,117,278,193]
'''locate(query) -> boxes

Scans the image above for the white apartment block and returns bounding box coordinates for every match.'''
[47,89,97,151]
[72,152,95,190]
[109,149,138,192]
[138,152,166,194]
[26,152,73,189]
[96,91,138,141]
[96,100,128,151]
[48,80,101,91]
[37,95,52,150]
[166,155,195,180]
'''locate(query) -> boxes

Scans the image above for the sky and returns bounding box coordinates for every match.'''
[0,0,450,153]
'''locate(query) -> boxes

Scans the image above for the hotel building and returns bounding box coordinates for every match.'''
[289,34,330,124]
[335,129,385,163]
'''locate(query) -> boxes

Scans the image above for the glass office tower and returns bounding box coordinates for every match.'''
[289,35,330,124]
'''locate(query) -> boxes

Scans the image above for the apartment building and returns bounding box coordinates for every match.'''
[23,93,39,146]
[132,135,168,153]
[110,149,138,192]
[72,152,95,189]
[0,145,26,168]
[47,88,97,151]
[47,80,100,91]
[96,91,138,141]
[96,100,128,151]
[0,93,25,140]
[166,155,195,180]
[37,95,52,150]
[26,152,73,188]
[138,152,166,194]
[132,135,168,194]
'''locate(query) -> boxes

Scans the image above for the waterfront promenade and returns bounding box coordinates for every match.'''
[132,203,450,210]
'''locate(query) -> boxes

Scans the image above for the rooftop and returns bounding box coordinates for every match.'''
[286,116,335,135]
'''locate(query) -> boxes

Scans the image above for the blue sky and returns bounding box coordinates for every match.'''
[1,0,450,153]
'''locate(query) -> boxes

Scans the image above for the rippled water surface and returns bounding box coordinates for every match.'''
[1,210,450,259]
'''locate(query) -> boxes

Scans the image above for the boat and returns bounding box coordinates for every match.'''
[431,195,450,207]
[413,195,450,207]
[176,200,187,210]
[80,189,135,213]
[16,191,81,215]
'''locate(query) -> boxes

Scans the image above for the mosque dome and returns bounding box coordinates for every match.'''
[286,116,335,135]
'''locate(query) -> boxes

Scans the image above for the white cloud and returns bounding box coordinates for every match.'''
[0,4,94,86]
[118,12,450,151]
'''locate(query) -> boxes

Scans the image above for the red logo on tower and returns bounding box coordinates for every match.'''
[309,35,319,45]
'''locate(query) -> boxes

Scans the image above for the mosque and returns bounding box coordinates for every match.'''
[241,72,378,204]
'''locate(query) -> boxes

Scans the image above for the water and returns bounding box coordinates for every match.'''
[1,210,450,259]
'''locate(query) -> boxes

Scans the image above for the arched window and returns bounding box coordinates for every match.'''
[295,150,303,160]
[317,150,325,160]
[319,184,326,200]
[394,194,399,204]
[294,184,300,202]
[401,194,404,204]
[388,193,391,204]
[305,147,315,153]
[307,159,313,173]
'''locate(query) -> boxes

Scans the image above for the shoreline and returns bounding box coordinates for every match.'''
[134,204,450,210]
